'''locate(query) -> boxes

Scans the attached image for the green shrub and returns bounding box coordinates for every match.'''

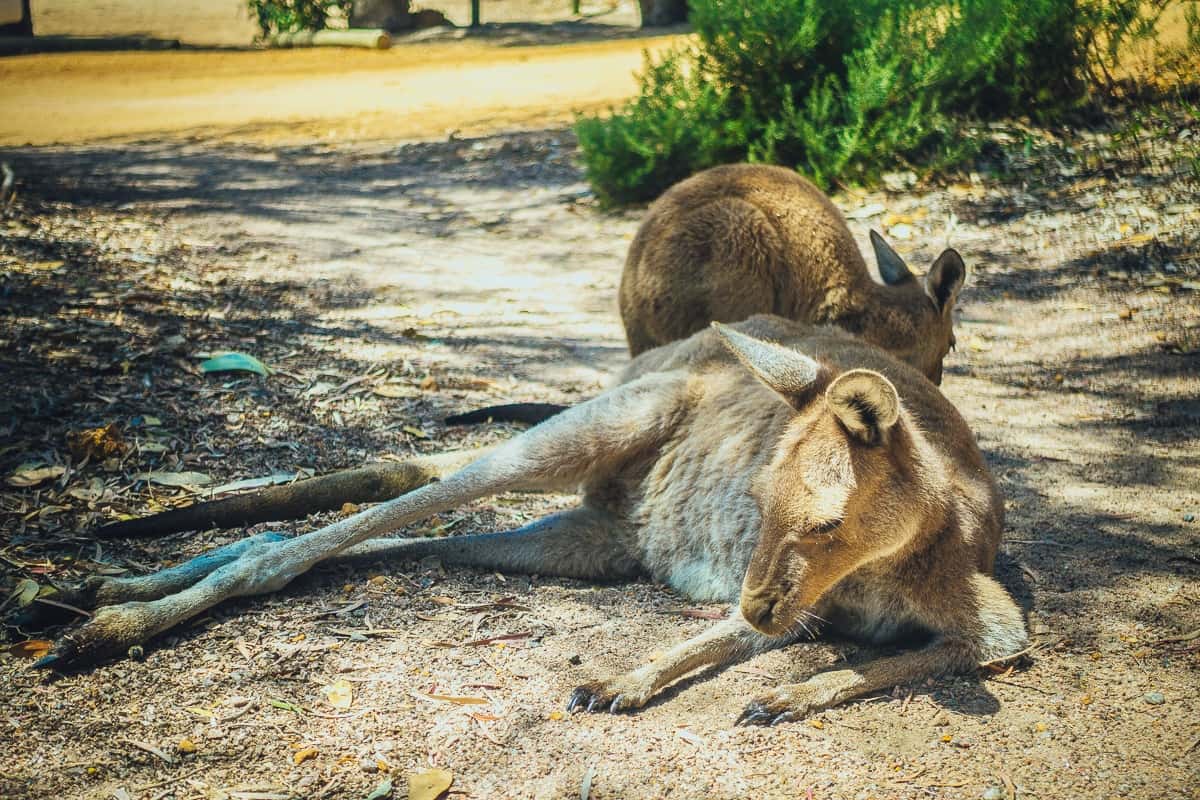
[246,0,353,36]
[577,0,1199,204]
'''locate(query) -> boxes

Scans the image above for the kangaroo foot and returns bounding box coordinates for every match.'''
[736,672,859,726]
[32,531,290,670]
[567,670,658,714]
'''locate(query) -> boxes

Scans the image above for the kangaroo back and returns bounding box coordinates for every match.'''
[618,164,966,383]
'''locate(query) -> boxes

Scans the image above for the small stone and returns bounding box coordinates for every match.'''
[1144,691,1165,705]
[933,711,951,727]
[567,654,582,666]
[1184,513,1195,522]
[360,757,378,773]
[981,786,1005,800]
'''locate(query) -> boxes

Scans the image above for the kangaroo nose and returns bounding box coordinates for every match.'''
[744,595,777,630]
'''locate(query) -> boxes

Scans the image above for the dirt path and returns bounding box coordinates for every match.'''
[0,40,1198,800]
[0,30,680,145]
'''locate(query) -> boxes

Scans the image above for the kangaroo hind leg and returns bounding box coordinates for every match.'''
[38,373,685,670]
[336,505,641,580]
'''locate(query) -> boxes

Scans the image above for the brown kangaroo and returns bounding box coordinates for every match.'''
[620,163,966,384]
[40,317,1024,723]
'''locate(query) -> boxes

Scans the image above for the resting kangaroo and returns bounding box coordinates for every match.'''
[40,318,1025,723]
[621,163,966,383]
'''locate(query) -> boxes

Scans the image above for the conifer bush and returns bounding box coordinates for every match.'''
[576,0,1199,205]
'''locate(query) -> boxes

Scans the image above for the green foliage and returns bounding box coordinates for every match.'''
[246,0,353,36]
[578,0,1200,205]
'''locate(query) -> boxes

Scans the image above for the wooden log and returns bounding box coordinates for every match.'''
[267,28,392,49]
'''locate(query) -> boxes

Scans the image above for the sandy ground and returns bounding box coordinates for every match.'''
[1,28,1199,800]
[0,29,680,146]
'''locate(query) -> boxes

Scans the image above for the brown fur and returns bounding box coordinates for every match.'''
[40,317,1024,724]
[619,164,966,383]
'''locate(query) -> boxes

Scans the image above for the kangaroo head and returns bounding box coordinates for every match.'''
[866,231,965,385]
[713,322,938,637]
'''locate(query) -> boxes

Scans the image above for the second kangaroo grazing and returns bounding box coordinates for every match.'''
[621,163,967,383]
[41,317,1025,723]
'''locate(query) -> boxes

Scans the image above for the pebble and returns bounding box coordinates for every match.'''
[360,757,378,773]
[981,786,1005,800]
[1184,513,1195,522]
[1143,691,1165,705]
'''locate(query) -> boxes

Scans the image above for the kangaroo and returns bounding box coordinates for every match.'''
[621,163,966,384]
[39,317,1025,723]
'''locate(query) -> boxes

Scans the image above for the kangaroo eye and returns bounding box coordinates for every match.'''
[811,519,841,536]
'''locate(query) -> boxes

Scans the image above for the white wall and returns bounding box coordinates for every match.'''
[31,0,260,45]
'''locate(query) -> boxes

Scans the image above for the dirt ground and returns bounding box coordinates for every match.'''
[1,29,1199,800]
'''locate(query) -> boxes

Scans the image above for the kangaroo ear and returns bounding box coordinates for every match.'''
[825,369,900,445]
[870,230,914,286]
[712,322,821,408]
[926,249,966,312]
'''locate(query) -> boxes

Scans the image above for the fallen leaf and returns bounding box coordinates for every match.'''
[200,352,272,377]
[134,470,213,487]
[419,375,439,391]
[26,260,65,271]
[373,384,411,398]
[66,423,126,460]
[177,738,197,754]
[6,578,40,609]
[676,728,704,746]
[209,471,301,495]
[407,769,453,800]
[420,693,488,705]
[268,698,306,715]
[8,640,52,659]
[364,778,393,800]
[293,747,318,765]
[185,706,216,719]
[7,463,65,488]
[323,678,353,710]
[402,425,428,439]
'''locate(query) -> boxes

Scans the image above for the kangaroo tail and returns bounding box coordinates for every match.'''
[444,402,568,426]
[94,448,491,539]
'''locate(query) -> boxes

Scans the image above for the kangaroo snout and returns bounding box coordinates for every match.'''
[740,579,794,635]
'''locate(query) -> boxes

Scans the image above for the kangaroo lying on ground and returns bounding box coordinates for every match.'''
[41,317,1025,723]
[621,163,966,383]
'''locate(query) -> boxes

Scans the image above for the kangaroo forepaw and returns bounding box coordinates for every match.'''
[567,675,654,714]
[736,682,836,726]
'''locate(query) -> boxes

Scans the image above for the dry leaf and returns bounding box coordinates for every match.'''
[421,693,487,705]
[185,706,216,718]
[323,678,353,710]
[134,470,213,487]
[178,738,197,753]
[293,747,318,765]
[66,423,126,460]
[8,640,52,659]
[407,769,453,800]
[7,463,65,488]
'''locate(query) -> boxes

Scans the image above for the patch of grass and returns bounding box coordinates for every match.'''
[577,0,1200,205]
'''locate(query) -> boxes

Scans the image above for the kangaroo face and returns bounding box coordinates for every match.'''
[711,324,929,637]
[868,232,965,385]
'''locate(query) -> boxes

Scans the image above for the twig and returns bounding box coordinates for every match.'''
[1006,539,1069,547]
[978,637,1060,669]
[1153,628,1200,646]
[33,596,93,617]
[988,678,1055,695]
[137,765,207,792]
[123,737,174,764]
